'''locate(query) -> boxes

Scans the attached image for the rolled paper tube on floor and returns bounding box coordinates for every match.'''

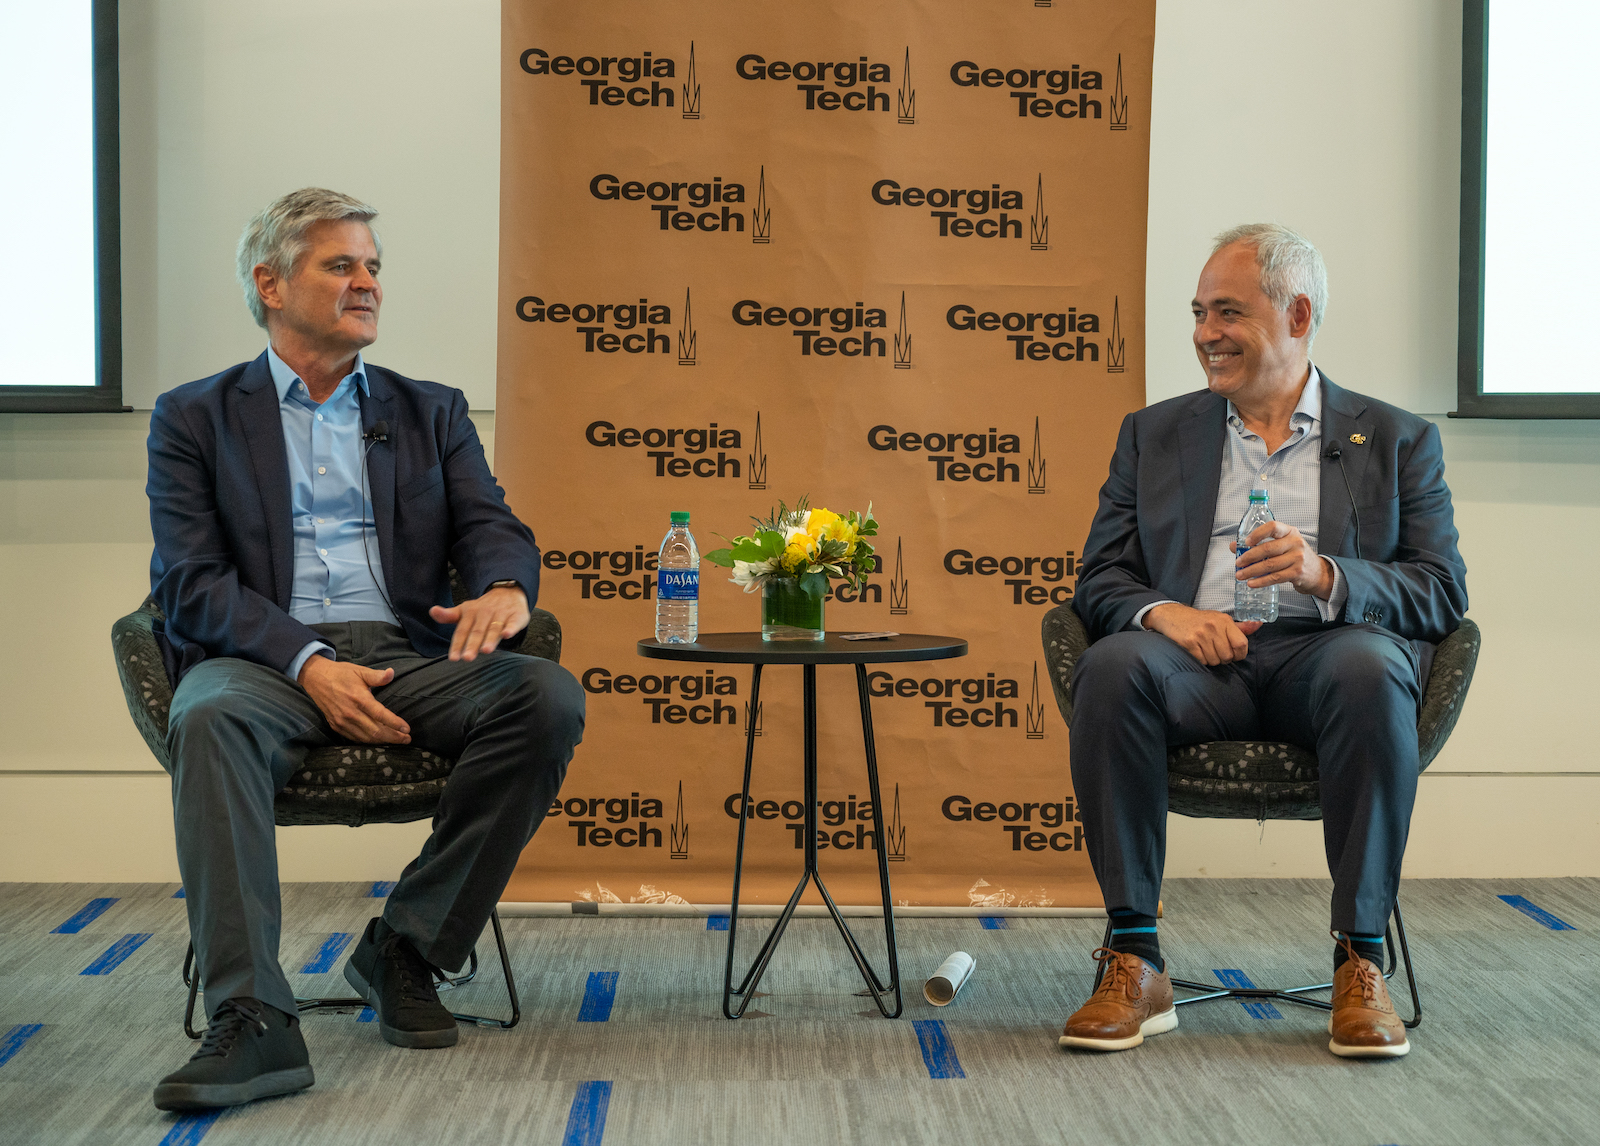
[923,952,976,1006]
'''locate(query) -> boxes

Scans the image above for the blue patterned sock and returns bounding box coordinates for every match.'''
[1107,908,1163,972]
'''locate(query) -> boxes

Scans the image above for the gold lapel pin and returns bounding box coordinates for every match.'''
[1349,433,1367,445]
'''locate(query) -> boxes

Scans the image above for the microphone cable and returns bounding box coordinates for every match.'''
[360,420,399,620]
[1323,439,1362,561]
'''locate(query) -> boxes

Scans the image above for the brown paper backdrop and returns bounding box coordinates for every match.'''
[495,0,1153,907]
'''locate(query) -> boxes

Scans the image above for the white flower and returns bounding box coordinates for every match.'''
[730,559,773,593]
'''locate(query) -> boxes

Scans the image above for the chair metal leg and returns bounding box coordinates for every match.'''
[180,908,520,1035]
[1089,898,1423,1029]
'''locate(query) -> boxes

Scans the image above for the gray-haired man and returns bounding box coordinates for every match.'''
[1059,225,1467,1059]
[146,188,584,1109]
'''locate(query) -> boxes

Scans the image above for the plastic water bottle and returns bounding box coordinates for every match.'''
[1234,488,1279,623]
[655,511,699,643]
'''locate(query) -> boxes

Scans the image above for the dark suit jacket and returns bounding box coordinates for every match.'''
[1073,372,1468,646]
[146,352,541,684]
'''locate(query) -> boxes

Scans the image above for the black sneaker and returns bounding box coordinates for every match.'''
[343,917,460,1048]
[153,998,313,1111]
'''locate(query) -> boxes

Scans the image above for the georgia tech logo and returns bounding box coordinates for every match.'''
[550,789,673,849]
[582,665,739,725]
[584,418,745,479]
[948,59,1106,121]
[735,51,899,113]
[870,178,1026,241]
[946,302,1102,364]
[515,295,673,355]
[941,793,1084,852]
[866,668,1023,729]
[589,173,750,235]
[543,542,659,601]
[868,423,1030,485]
[731,299,889,357]
[943,547,1080,605]
[519,48,679,108]
[725,791,887,852]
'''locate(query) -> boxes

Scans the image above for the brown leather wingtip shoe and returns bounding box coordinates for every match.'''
[1059,948,1177,1052]
[1328,934,1409,1059]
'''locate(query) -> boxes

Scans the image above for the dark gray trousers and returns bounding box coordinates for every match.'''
[166,622,585,1019]
[1068,619,1423,936]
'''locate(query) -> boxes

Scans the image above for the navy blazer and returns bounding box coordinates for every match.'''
[1073,373,1468,646]
[146,352,541,684]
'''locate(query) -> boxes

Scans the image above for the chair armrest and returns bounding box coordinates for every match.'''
[1418,617,1481,771]
[1040,604,1091,729]
[511,608,563,665]
[111,598,174,772]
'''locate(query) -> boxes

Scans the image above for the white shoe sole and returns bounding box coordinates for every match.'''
[1327,1016,1410,1058]
[1059,1007,1178,1052]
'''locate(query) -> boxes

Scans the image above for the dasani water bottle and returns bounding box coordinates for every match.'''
[1234,488,1279,623]
[655,511,699,643]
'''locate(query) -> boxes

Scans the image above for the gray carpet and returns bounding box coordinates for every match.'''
[1,878,1596,1145]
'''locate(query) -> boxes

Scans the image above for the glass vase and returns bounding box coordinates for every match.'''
[761,578,825,641]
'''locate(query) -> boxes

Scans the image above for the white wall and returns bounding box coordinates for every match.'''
[2,0,1596,885]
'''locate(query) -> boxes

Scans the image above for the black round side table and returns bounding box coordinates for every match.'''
[638,632,967,1019]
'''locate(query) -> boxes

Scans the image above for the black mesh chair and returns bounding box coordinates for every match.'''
[112,573,561,1037]
[1040,605,1482,1026]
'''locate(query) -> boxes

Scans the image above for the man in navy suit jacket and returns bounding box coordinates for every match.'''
[1058,225,1466,1061]
[145,189,584,1111]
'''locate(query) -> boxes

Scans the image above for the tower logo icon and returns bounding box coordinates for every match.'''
[1026,662,1046,739]
[748,411,768,490]
[678,288,697,366]
[885,783,907,861]
[889,537,910,616]
[1028,417,1047,494]
[682,42,701,119]
[751,166,771,244]
[744,698,763,737]
[1030,174,1049,251]
[1107,296,1125,373]
[1110,54,1128,131]
[893,291,912,370]
[898,49,916,124]
[670,781,690,858]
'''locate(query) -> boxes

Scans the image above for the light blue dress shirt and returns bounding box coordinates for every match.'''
[1132,366,1347,629]
[268,346,400,681]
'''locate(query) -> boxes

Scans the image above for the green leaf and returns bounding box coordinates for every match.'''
[799,571,828,600]
[705,548,735,568]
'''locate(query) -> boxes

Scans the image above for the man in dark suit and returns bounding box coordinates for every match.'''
[146,188,584,1110]
[1059,224,1466,1059]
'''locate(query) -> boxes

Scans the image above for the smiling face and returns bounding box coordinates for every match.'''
[256,218,382,355]
[1191,241,1310,405]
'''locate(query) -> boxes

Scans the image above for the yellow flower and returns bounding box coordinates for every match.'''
[781,527,817,572]
[807,507,858,555]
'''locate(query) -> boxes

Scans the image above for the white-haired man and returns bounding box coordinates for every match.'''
[145,188,584,1109]
[1060,224,1467,1058]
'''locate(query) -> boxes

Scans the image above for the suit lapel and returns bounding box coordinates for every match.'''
[1177,392,1227,603]
[236,353,294,608]
[360,367,398,590]
[1318,372,1374,559]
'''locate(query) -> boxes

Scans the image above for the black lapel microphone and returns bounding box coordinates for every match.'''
[1323,440,1362,560]
[360,420,398,618]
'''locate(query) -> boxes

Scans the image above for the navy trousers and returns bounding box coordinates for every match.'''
[1068,619,1423,936]
[166,622,585,1019]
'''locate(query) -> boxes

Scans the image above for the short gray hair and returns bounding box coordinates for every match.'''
[235,188,381,328]
[1212,223,1327,343]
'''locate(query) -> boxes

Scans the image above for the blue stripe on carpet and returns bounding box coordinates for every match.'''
[81,933,152,975]
[978,917,1009,930]
[369,881,396,897]
[912,1019,966,1078]
[1497,894,1575,930]
[0,1024,43,1069]
[705,915,730,930]
[300,932,357,973]
[578,972,620,1022]
[173,888,185,899]
[562,1080,613,1146]
[159,1109,225,1146]
[357,1007,376,1023]
[1213,969,1283,1019]
[51,898,117,934]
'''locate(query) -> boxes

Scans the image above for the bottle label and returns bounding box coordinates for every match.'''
[658,568,699,601]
